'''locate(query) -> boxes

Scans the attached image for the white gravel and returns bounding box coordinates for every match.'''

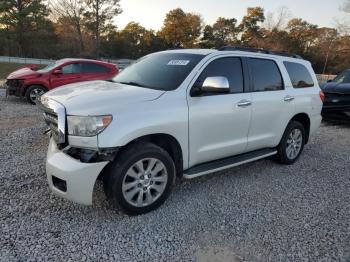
[1,90,350,261]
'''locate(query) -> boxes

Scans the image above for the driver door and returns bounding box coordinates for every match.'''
[50,63,83,88]
[187,57,252,167]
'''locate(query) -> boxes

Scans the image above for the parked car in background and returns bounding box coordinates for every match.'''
[321,69,350,122]
[5,58,119,104]
[39,47,323,215]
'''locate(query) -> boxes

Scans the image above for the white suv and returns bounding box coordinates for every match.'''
[39,47,323,215]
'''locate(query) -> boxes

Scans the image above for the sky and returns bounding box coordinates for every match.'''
[114,0,347,30]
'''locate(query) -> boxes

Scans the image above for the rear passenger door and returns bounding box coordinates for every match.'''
[246,58,295,151]
[81,62,112,81]
[188,57,252,167]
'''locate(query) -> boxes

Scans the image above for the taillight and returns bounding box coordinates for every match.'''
[319,90,325,103]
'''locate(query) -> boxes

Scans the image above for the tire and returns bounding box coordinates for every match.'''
[103,142,176,215]
[25,85,47,104]
[276,121,306,165]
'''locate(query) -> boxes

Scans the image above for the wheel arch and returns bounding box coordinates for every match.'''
[22,83,48,96]
[116,133,184,177]
[289,113,311,144]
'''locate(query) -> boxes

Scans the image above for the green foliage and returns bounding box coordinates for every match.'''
[0,0,55,57]
[240,7,265,46]
[1,3,350,74]
[201,17,239,48]
[83,0,122,56]
[158,8,202,48]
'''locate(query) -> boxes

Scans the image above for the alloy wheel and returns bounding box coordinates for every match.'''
[30,88,45,103]
[286,128,303,160]
[122,158,168,207]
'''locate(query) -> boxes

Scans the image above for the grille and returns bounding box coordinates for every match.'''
[38,97,66,145]
[44,111,60,142]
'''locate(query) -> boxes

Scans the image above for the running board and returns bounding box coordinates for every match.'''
[183,148,277,179]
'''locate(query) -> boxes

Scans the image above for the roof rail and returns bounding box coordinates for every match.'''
[218,46,303,59]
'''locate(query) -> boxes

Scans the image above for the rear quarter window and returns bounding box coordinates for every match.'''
[284,61,314,88]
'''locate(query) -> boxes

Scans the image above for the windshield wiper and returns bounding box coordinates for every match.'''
[117,81,147,87]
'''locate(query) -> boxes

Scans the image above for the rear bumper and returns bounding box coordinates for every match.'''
[322,106,350,121]
[46,138,108,205]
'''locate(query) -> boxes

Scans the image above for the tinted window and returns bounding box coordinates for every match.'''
[332,70,350,84]
[249,58,283,91]
[61,63,82,74]
[82,63,110,73]
[112,53,204,91]
[194,57,244,94]
[284,62,314,88]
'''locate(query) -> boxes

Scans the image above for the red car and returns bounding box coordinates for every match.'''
[5,58,119,104]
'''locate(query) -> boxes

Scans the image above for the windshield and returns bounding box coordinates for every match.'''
[332,71,350,84]
[112,52,205,91]
[37,61,61,73]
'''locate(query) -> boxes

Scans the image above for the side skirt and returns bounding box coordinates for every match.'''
[183,148,277,179]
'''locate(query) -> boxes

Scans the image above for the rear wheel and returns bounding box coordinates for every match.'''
[104,142,175,215]
[276,121,305,165]
[25,85,47,104]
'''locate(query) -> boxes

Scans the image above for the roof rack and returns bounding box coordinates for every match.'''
[218,46,303,59]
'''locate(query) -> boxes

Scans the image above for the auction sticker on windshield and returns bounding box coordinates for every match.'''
[167,60,190,66]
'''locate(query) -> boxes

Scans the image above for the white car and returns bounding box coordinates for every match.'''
[39,47,324,215]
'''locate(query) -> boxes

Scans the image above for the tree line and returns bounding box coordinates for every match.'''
[0,0,350,74]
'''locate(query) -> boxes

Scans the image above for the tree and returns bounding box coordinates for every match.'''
[201,17,239,48]
[239,7,265,46]
[158,8,202,48]
[286,18,318,55]
[264,6,291,31]
[0,0,51,56]
[50,0,86,53]
[119,22,154,58]
[84,0,122,57]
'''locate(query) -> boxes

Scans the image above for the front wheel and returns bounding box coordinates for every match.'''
[276,121,305,165]
[104,142,175,215]
[25,85,47,104]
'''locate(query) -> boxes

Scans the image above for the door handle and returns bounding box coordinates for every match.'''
[237,100,252,107]
[284,95,294,102]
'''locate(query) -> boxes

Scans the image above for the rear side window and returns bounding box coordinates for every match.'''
[284,62,314,88]
[195,57,244,94]
[249,58,283,92]
[82,63,110,73]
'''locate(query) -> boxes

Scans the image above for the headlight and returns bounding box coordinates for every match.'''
[67,115,113,137]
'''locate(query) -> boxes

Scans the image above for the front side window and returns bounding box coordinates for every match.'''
[82,63,110,73]
[194,57,244,94]
[61,63,82,74]
[112,53,205,91]
[332,71,350,84]
[249,58,283,92]
[284,61,314,88]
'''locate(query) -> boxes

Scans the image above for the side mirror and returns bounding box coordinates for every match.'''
[191,76,230,96]
[53,69,62,75]
[201,76,230,92]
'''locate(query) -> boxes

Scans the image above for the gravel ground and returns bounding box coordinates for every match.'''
[1,90,350,262]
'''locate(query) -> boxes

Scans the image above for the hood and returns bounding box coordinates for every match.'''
[43,80,166,115]
[7,67,41,80]
[321,82,350,95]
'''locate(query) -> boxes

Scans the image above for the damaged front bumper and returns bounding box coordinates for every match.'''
[5,79,25,97]
[46,138,110,205]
